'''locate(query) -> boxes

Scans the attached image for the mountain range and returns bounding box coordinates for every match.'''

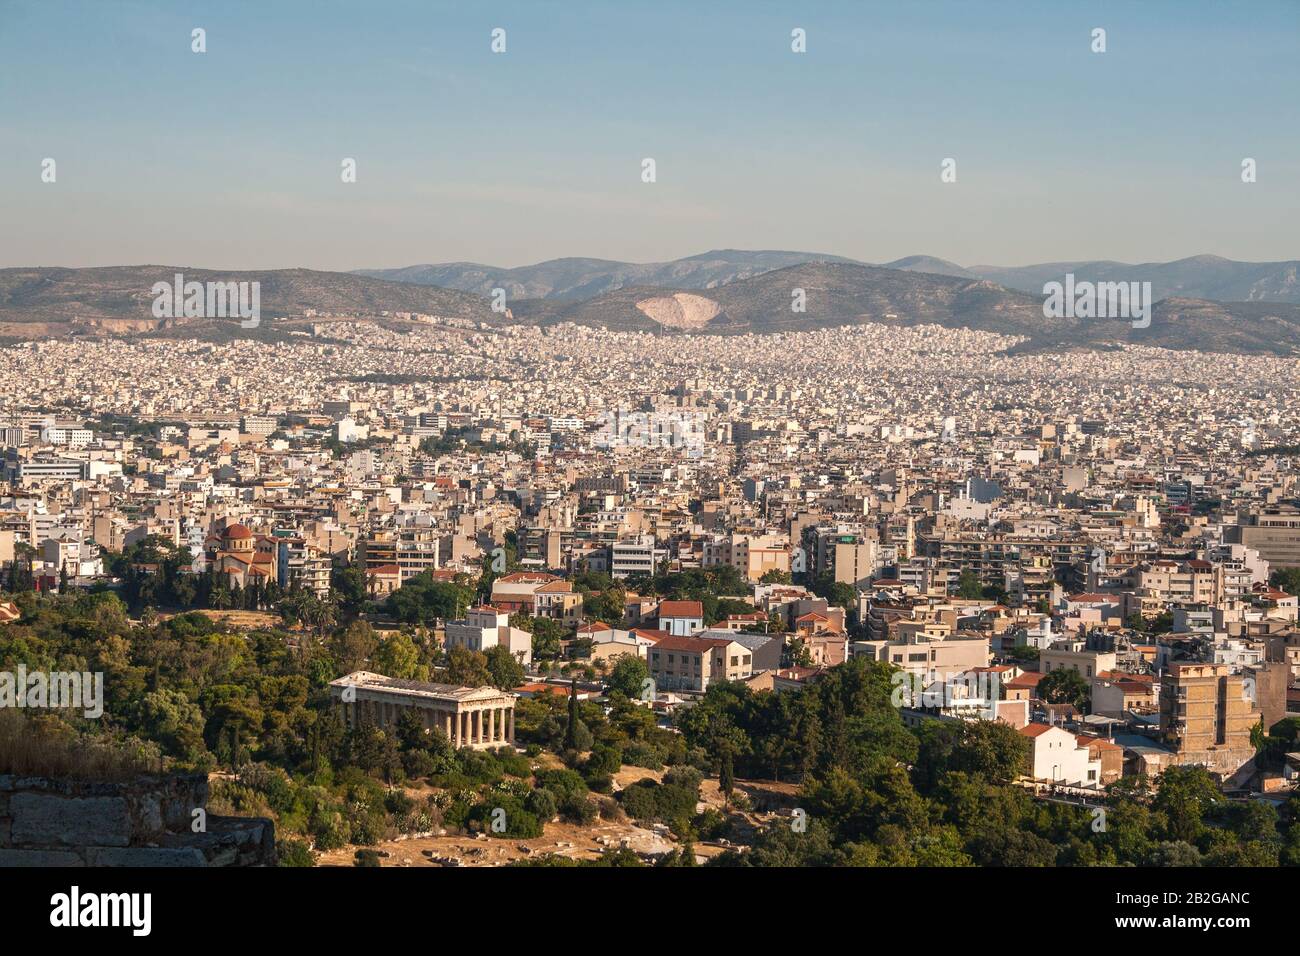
[1,253,1297,356]
[358,251,1300,305]
[0,266,494,339]
[353,250,863,301]
[508,261,1300,355]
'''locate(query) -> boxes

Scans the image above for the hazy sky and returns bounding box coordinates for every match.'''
[2,0,1297,271]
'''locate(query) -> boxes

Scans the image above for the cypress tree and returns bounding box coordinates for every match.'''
[564,677,579,751]
[720,749,735,807]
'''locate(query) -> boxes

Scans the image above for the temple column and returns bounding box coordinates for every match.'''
[508,707,515,744]
[488,707,497,744]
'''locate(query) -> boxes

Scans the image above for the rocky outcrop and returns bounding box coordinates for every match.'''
[0,773,273,867]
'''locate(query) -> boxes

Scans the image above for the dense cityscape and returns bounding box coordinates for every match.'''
[4,0,1298,939]
[1,311,1298,872]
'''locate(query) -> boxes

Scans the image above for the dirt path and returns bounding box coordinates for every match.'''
[316,818,676,867]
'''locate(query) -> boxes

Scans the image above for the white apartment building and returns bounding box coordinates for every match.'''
[444,606,533,667]
[42,426,94,447]
[611,535,664,579]
[42,532,103,578]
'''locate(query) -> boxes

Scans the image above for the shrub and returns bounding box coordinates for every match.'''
[526,787,558,822]
[310,810,349,851]
[349,806,390,846]
[597,796,625,822]
[559,792,596,825]
[694,808,731,841]
[619,780,661,820]
[495,750,533,778]
[384,788,416,816]
[585,743,623,776]
[536,767,588,803]
[622,741,664,770]
[402,749,438,780]
[276,838,316,867]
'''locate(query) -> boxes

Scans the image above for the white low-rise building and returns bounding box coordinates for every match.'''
[1020,723,1103,788]
[444,605,533,667]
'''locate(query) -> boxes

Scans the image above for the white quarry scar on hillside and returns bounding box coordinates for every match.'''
[635,292,721,329]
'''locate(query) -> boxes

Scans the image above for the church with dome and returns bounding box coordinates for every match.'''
[203,522,278,590]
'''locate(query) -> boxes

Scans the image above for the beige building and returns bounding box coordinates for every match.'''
[646,634,753,692]
[1040,645,1117,680]
[360,529,441,584]
[329,670,516,750]
[1090,675,1156,718]
[1233,509,1300,570]
[702,533,791,582]
[1158,663,1260,775]
[851,633,989,682]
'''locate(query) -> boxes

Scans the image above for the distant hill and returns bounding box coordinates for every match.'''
[353,249,863,300]
[881,256,977,279]
[0,266,496,335]
[972,255,1300,304]
[513,262,1300,355]
[358,250,1300,306]
[2,259,1298,356]
[513,263,1079,337]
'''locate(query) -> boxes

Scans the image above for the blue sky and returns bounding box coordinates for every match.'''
[2,0,1297,270]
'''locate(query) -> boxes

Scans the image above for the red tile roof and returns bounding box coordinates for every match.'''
[1020,723,1057,738]
[658,600,704,618]
[650,634,733,653]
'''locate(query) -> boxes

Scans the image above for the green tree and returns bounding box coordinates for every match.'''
[331,564,369,618]
[371,631,425,680]
[956,571,984,600]
[607,655,649,699]
[330,621,379,674]
[1271,567,1300,596]
[484,644,525,690]
[564,678,581,751]
[443,645,492,687]
[1152,766,1223,844]
[385,573,473,625]
[1038,668,1090,710]
[511,614,566,659]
